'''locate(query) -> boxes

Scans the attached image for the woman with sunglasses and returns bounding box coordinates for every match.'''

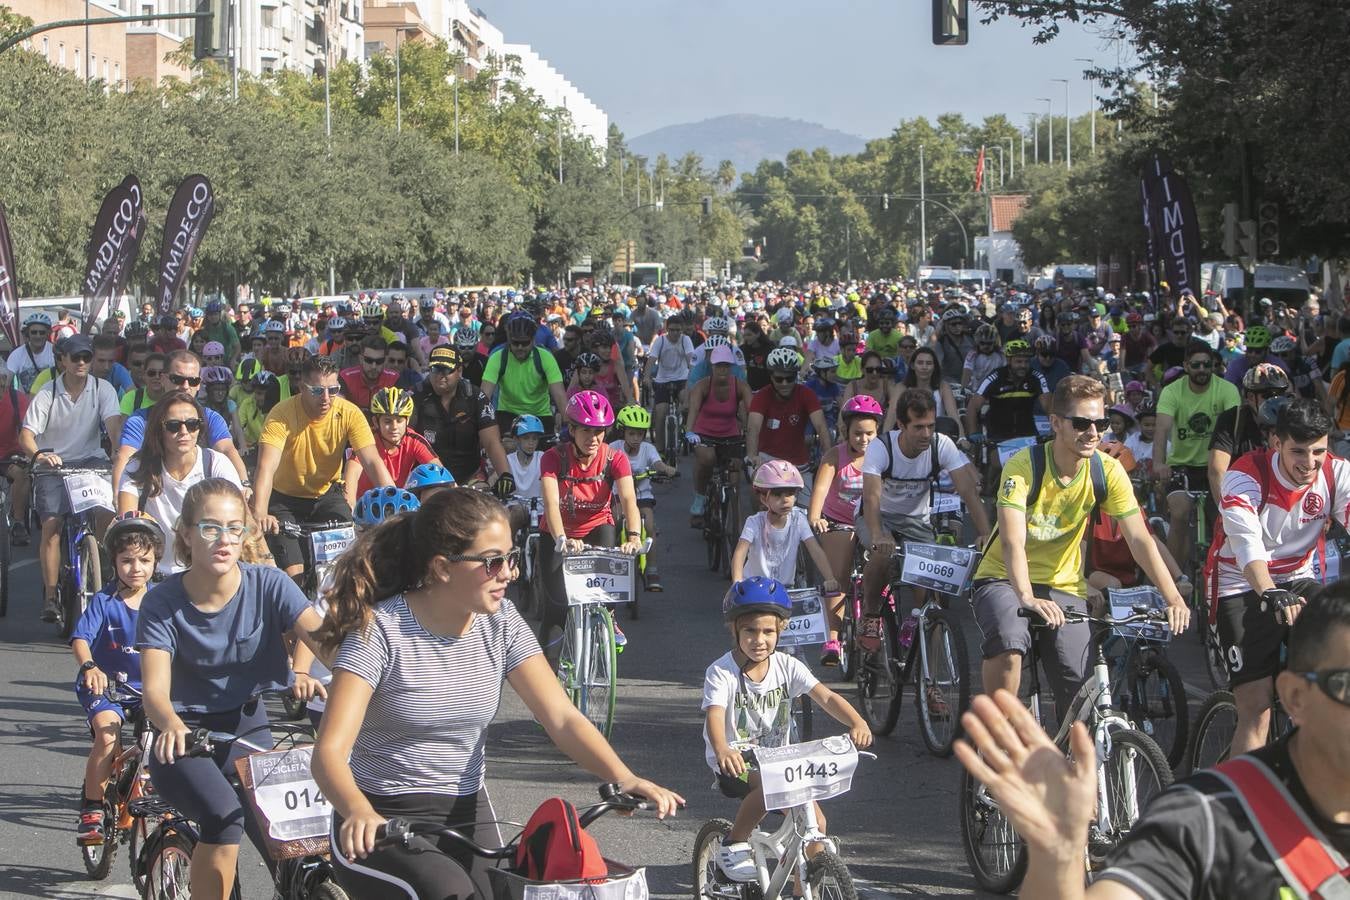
[137,478,329,900]
[313,486,681,900]
[117,391,243,576]
[838,351,897,426]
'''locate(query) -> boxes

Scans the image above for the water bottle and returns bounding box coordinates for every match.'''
[898,610,919,649]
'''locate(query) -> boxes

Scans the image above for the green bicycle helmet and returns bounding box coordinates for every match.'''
[1244,325,1271,351]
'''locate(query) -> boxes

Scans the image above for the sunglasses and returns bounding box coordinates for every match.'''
[27,329,50,337]
[1188,362,1213,370]
[510,340,533,349]
[307,385,342,398]
[145,368,165,378]
[772,375,797,384]
[444,548,521,579]
[1294,669,1350,707]
[195,521,249,543]
[167,374,201,387]
[863,366,883,374]
[1064,415,1111,432]
[362,355,387,366]
[429,364,457,374]
[69,353,93,364]
[1172,330,1190,336]
[163,418,203,434]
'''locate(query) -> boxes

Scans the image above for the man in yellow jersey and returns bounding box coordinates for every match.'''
[970,375,1190,710]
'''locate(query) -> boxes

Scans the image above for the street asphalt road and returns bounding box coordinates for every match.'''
[0,471,1221,899]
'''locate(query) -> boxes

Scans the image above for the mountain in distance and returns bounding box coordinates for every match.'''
[628,114,867,178]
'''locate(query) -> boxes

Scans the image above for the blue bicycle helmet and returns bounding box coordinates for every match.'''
[513,415,545,436]
[404,462,456,494]
[353,486,420,527]
[722,577,792,622]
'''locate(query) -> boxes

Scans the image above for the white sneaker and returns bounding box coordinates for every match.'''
[716,842,757,882]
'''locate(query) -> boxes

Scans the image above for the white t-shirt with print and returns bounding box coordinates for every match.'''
[701,650,819,771]
[860,431,970,520]
[610,440,661,500]
[738,508,814,583]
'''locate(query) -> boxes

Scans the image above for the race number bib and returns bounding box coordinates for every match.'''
[562,552,636,606]
[757,736,859,811]
[65,472,113,514]
[246,746,330,841]
[900,542,977,595]
[308,527,356,566]
[931,492,961,514]
[997,437,1038,465]
[777,589,827,649]
[1106,586,1171,642]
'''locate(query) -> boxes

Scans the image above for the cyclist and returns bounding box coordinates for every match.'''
[702,576,872,882]
[730,460,838,596]
[858,389,988,648]
[538,391,643,641]
[964,339,1052,487]
[7,312,54,392]
[957,589,1350,900]
[404,461,456,503]
[0,365,32,545]
[969,375,1188,711]
[962,323,1005,393]
[70,511,161,846]
[453,326,486,387]
[1155,342,1240,566]
[1031,334,1072,395]
[253,356,394,583]
[408,346,509,486]
[1225,323,1291,387]
[116,391,243,575]
[481,313,568,438]
[746,349,830,476]
[500,416,545,534]
[739,313,778,391]
[199,300,240,364]
[686,344,752,526]
[645,313,695,448]
[199,365,242,446]
[840,351,898,421]
[339,335,399,415]
[1208,362,1291,500]
[343,387,438,506]
[136,478,331,900]
[20,335,122,623]
[866,305,904,363]
[935,308,974,385]
[807,394,883,665]
[896,346,962,437]
[611,405,678,591]
[1271,333,1329,406]
[309,487,682,898]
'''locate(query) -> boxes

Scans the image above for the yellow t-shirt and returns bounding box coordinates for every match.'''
[974,445,1138,594]
[258,395,374,499]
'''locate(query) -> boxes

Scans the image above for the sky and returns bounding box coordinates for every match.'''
[477,0,1125,140]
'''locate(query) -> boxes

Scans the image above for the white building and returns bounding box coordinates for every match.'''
[500,42,607,147]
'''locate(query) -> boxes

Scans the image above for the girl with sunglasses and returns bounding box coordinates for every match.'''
[313,487,681,900]
[117,391,243,575]
[837,350,896,427]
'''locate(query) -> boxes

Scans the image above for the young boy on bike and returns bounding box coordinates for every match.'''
[610,405,677,590]
[69,512,163,845]
[702,577,872,882]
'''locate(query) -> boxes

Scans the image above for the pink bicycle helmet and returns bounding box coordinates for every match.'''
[753,459,805,490]
[841,394,884,420]
[566,389,615,428]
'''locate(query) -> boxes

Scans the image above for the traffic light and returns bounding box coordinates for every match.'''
[701,196,712,217]
[1257,201,1279,258]
[194,0,229,59]
[1221,202,1238,258]
[881,193,890,212]
[932,0,969,45]
[1237,218,1258,264]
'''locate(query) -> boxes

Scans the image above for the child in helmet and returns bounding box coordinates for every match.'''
[342,386,438,508]
[731,460,839,597]
[702,577,872,882]
[610,405,678,591]
[70,512,163,846]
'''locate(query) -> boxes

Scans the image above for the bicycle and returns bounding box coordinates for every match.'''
[658,395,685,466]
[77,676,155,887]
[277,519,355,721]
[32,460,110,639]
[507,496,545,618]
[959,605,1175,893]
[854,541,973,756]
[693,736,874,900]
[699,438,744,576]
[0,452,26,617]
[1187,648,1295,774]
[553,540,647,738]
[1180,487,1228,690]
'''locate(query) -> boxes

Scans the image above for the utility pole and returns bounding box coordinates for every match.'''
[1008,137,1014,180]
[395,28,402,133]
[919,143,927,265]
[1025,113,1037,164]
[1053,78,1070,168]
[453,78,459,155]
[1076,57,1096,154]
[1039,97,1052,164]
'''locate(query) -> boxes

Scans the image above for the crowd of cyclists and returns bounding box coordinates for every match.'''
[7,276,1347,898]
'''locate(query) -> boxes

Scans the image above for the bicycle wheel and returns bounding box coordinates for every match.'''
[0,495,10,617]
[855,609,902,735]
[958,765,1027,894]
[1121,645,1189,770]
[720,485,739,579]
[916,607,970,758]
[129,814,152,894]
[142,829,195,900]
[806,849,858,900]
[839,601,857,683]
[1186,690,1236,774]
[62,534,102,640]
[1098,728,1173,857]
[581,606,617,738]
[704,490,722,573]
[691,817,734,900]
[556,605,583,705]
[80,796,119,880]
[791,693,813,741]
[1203,618,1230,691]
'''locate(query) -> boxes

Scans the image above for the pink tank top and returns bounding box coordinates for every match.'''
[694,380,740,438]
[822,444,865,524]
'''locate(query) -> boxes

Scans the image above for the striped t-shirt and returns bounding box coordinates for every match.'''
[334,594,541,797]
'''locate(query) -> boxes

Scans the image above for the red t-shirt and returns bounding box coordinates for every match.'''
[352,429,437,495]
[148,335,187,355]
[539,443,632,537]
[749,384,821,465]
[339,367,399,412]
[0,388,31,458]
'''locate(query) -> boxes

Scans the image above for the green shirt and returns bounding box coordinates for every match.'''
[1157,376,1240,467]
[119,386,156,416]
[481,346,563,417]
[867,330,903,358]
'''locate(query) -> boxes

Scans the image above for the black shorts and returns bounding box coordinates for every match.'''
[653,381,685,405]
[1216,578,1321,687]
[265,485,352,569]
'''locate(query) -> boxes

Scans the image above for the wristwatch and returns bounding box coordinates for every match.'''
[79,660,97,674]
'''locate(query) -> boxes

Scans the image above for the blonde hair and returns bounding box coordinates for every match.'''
[1052,374,1107,416]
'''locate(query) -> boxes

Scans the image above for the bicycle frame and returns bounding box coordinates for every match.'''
[745,802,838,900]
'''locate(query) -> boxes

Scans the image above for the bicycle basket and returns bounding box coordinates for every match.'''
[487,862,648,900]
[234,745,331,860]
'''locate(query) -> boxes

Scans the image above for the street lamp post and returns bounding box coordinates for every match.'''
[1052,78,1071,168]
[395,28,403,133]
[1008,137,1014,180]
[918,143,927,265]
[1038,98,1052,163]
[1024,113,1038,164]
[1075,57,1096,154]
[994,145,1004,186]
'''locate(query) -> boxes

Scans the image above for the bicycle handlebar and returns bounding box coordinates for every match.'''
[556,537,653,555]
[1016,605,1167,627]
[278,519,353,537]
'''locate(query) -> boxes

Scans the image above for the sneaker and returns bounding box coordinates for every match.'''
[645,569,664,592]
[716,842,757,882]
[819,639,841,667]
[689,495,707,528]
[925,684,951,719]
[10,521,28,547]
[613,625,627,653]
[857,615,883,652]
[40,595,60,624]
[76,805,104,846]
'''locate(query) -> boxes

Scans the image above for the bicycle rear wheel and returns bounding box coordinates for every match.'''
[581,606,617,738]
[704,490,722,573]
[855,609,902,735]
[791,693,813,741]
[720,485,739,579]
[1186,690,1236,774]
[1203,617,1230,691]
[1096,728,1173,863]
[1121,646,1189,770]
[958,765,1027,894]
[916,608,970,757]
[142,829,195,900]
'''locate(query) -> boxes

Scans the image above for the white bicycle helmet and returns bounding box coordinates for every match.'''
[704,316,730,335]
[767,347,802,373]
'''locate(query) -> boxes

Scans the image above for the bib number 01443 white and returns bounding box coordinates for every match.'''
[756,736,859,811]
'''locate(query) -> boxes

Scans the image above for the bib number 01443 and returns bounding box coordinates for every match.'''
[756,736,859,811]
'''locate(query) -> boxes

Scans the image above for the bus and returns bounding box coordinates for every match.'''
[630,263,666,288]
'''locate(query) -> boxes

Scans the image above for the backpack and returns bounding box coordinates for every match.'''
[1209,755,1350,900]
[514,797,608,883]
[491,345,548,384]
[557,441,619,486]
[882,432,944,510]
[1027,440,1107,526]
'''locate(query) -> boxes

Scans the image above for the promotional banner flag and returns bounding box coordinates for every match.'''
[973,146,986,193]
[83,175,145,326]
[0,203,21,349]
[1147,155,1203,301]
[1139,169,1163,308]
[156,174,215,316]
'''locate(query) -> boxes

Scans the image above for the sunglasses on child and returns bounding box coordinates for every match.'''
[443,548,521,579]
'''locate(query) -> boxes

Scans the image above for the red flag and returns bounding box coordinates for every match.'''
[974,146,986,192]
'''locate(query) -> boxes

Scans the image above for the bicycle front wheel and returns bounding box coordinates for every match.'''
[958,765,1026,894]
[1121,646,1188,770]
[0,494,10,617]
[916,607,970,757]
[1098,728,1173,856]
[856,610,902,735]
[720,486,739,580]
[581,606,617,738]
[806,849,858,900]
[1203,618,1230,691]
[704,490,722,573]
[80,797,118,880]
[1186,690,1236,774]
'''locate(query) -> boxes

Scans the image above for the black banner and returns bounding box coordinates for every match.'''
[0,203,20,349]
[1139,169,1163,308]
[1147,155,1202,301]
[83,175,145,326]
[156,174,215,316]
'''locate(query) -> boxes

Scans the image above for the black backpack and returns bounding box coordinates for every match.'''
[881,432,945,510]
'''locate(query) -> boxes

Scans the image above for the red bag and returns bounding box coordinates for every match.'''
[514,798,609,883]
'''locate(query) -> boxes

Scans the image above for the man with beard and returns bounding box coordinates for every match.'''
[739,313,778,392]
[411,346,510,484]
[1155,342,1240,564]
[1148,316,1194,389]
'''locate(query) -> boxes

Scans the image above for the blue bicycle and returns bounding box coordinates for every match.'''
[33,460,109,640]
